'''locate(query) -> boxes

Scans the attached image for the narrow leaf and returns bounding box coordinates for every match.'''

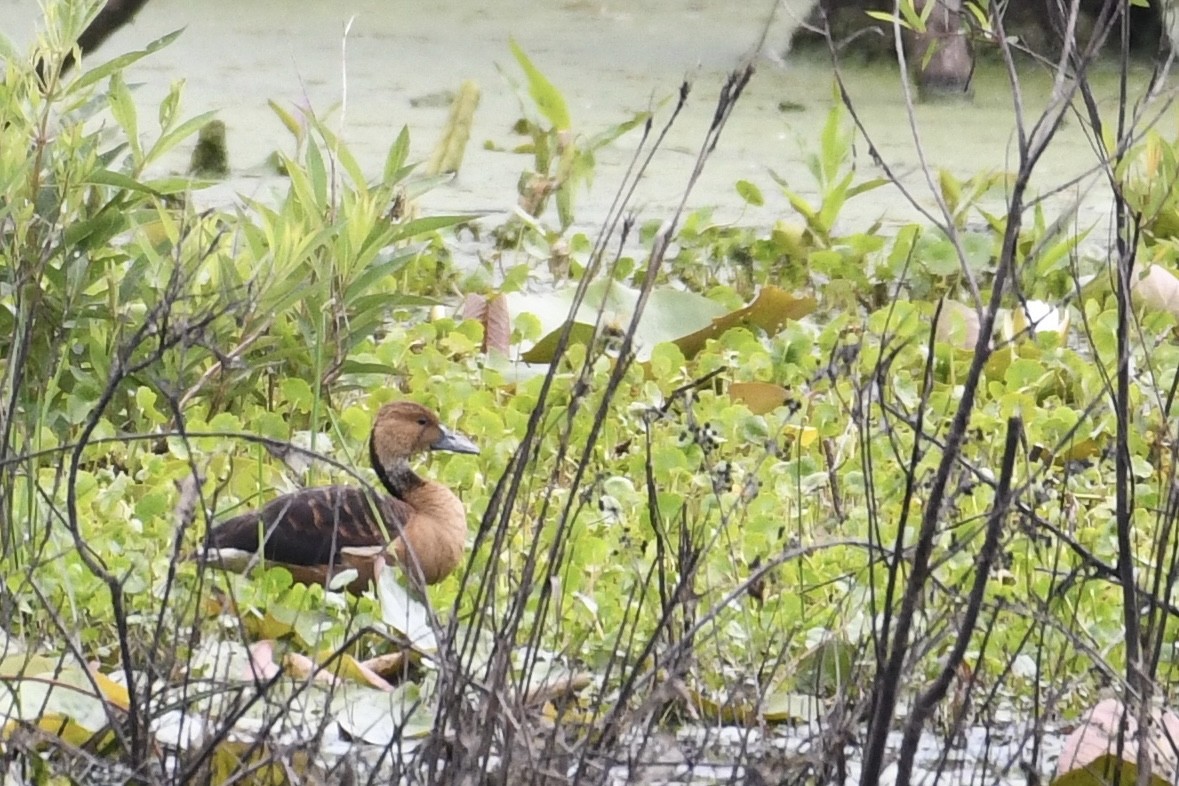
[509,39,571,130]
[72,29,184,91]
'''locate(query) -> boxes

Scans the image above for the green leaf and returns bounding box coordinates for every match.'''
[268,99,304,139]
[0,30,17,62]
[84,169,161,197]
[305,136,328,208]
[384,127,412,183]
[343,250,414,304]
[157,79,182,131]
[281,378,315,412]
[846,177,888,199]
[736,179,764,207]
[143,110,219,168]
[521,322,597,364]
[865,10,908,29]
[386,214,477,244]
[71,29,183,91]
[585,110,650,150]
[509,39,571,130]
[314,122,366,189]
[351,292,437,315]
[64,210,128,249]
[107,72,140,163]
[339,360,401,377]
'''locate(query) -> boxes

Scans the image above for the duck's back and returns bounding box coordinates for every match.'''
[206,487,413,567]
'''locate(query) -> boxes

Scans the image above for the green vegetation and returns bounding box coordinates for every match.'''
[2,3,1179,784]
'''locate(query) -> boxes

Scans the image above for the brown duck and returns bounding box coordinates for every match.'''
[205,401,478,592]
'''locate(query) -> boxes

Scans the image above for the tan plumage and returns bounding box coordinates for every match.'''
[205,401,478,592]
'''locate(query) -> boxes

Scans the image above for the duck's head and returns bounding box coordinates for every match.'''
[370,401,478,475]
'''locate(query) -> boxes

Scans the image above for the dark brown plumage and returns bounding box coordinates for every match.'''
[205,401,478,592]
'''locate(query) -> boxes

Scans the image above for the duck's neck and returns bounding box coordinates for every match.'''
[370,438,425,500]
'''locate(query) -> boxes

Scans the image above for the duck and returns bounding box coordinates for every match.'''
[204,401,478,593]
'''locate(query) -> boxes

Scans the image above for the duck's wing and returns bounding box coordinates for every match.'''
[206,486,414,567]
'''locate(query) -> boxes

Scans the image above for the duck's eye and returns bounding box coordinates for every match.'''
[417,417,428,426]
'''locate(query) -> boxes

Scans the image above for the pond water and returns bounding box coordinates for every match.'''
[7,0,1176,250]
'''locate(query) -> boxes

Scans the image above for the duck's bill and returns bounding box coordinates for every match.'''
[432,427,479,454]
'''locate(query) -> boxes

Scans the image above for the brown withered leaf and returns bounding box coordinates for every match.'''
[458,293,511,355]
[458,293,487,322]
[484,293,511,355]
[729,381,789,414]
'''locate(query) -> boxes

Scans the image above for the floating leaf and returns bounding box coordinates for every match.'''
[674,287,816,359]
[512,283,813,364]
[0,654,125,745]
[1130,264,1179,317]
[933,298,982,350]
[761,690,821,724]
[336,683,433,745]
[518,322,596,364]
[793,638,855,697]
[513,280,727,363]
[376,566,438,653]
[1053,698,1179,786]
[729,382,790,415]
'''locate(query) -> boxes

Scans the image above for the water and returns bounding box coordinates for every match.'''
[5,1,1176,247]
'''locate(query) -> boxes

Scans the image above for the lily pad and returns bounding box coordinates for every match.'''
[761,690,821,724]
[674,287,816,358]
[377,566,438,653]
[512,282,814,364]
[0,654,128,745]
[336,683,433,746]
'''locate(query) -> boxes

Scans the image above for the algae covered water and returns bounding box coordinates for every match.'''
[5,0,1171,242]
